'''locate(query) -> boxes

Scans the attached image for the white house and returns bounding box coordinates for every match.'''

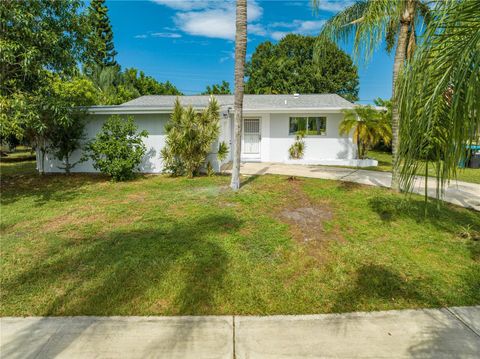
[39,94,378,173]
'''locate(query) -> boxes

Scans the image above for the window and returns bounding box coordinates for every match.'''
[289,117,326,135]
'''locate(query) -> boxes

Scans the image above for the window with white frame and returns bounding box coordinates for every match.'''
[289,116,326,135]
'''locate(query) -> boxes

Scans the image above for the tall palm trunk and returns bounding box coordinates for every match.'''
[230,0,247,190]
[391,1,414,191]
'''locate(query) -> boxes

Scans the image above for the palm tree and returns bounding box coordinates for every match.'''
[230,0,247,190]
[339,106,392,160]
[315,0,430,189]
[395,0,480,197]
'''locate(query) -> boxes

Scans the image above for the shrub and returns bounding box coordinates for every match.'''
[217,141,229,162]
[84,115,148,181]
[49,114,86,174]
[161,97,221,178]
[289,132,306,160]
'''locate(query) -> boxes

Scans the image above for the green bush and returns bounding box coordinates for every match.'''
[289,132,305,160]
[85,115,148,181]
[161,97,221,178]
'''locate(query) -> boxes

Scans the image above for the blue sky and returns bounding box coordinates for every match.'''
[107,0,393,103]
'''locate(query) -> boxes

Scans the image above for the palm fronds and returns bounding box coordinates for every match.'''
[340,106,391,159]
[316,0,402,61]
[396,0,480,197]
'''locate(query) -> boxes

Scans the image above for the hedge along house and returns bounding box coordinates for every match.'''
[39,94,378,174]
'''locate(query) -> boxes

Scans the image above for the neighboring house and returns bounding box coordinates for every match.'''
[40,94,377,173]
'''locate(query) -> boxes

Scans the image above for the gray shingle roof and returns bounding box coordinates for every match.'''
[120,94,355,110]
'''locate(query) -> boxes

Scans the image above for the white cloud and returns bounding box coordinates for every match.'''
[316,0,354,12]
[152,32,182,38]
[295,20,325,32]
[153,0,263,41]
[268,19,326,40]
[271,31,288,41]
[175,9,236,40]
[150,0,337,41]
[134,32,182,39]
[249,23,267,37]
[150,0,215,11]
[267,0,353,12]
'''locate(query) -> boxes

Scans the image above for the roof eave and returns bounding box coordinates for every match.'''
[86,106,353,115]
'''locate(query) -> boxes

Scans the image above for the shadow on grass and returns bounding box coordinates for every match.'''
[1,213,241,315]
[240,174,260,188]
[368,195,480,229]
[331,264,437,313]
[0,213,240,357]
[1,172,109,206]
[331,263,480,314]
[468,240,480,262]
[369,196,480,262]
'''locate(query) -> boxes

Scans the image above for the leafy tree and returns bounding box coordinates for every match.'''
[0,0,86,96]
[86,65,132,105]
[84,116,148,181]
[202,81,231,95]
[0,0,87,144]
[373,97,392,151]
[230,0,247,190]
[48,76,98,173]
[245,35,359,101]
[123,68,182,96]
[48,116,86,174]
[316,0,431,188]
[161,98,221,178]
[2,75,97,174]
[86,66,181,105]
[51,76,100,107]
[339,106,392,159]
[84,0,117,68]
[396,0,480,197]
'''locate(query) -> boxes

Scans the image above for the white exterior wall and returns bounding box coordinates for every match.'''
[40,110,366,174]
[268,112,356,163]
[41,111,232,174]
[235,111,356,164]
[42,113,169,174]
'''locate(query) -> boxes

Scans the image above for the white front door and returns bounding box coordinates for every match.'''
[242,118,261,156]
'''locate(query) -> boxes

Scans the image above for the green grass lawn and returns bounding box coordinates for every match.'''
[365,150,480,184]
[1,147,36,176]
[1,160,479,316]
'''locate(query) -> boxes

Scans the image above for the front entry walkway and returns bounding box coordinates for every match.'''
[1,307,479,358]
[235,162,480,211]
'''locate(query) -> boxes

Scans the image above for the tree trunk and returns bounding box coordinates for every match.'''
[38,136,47,175]
[230,0,247,190]
[391,2,413,191]
[65,153,71,174]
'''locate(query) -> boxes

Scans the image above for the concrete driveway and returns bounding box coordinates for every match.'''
[1,307,479,358]
[235,162,480,211]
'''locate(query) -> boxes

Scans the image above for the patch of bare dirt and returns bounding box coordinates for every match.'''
[276,179,345,253]
[337,181,364,191]
[41,210,107,233]
[280,206,333,242]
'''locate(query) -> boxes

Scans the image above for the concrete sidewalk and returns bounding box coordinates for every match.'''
[1,307,479,358]
[235,162,480,211]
